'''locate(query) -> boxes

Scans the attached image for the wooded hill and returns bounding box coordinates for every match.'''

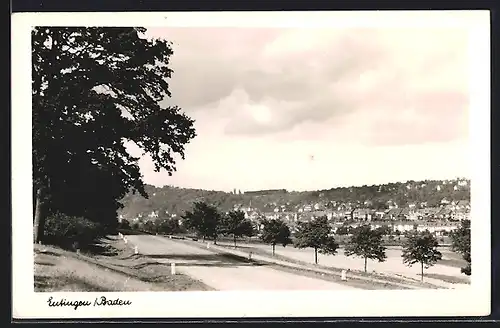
[118,178,470,221]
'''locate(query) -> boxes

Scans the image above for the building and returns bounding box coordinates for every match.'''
[435,207,453,219]
[416,221,459,235]
[352,208,372,221]
[441,198,450,205]
[386,208,402,220]
[391,221,415,233]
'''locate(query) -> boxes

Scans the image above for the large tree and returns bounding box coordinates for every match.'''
[450,219,471,276]
[260,218,292,256]
[32,27,196,243]
[402,230,442,282]
[344,224,387,273]
[294,216,338,265]
[221,210,254,248]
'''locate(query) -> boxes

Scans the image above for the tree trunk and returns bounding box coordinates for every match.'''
[33,187,45,244]
[364,256,367,273]
[214,236,217,245]
[272,244,275,256]
[234,235,237,248]
[421,261,424,282]
[314,247,318,265]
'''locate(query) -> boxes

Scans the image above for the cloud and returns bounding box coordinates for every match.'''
[146,27,469,146]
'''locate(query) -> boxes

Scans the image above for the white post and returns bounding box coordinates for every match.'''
[171,263,176,275]
[124,237,128,244]
[169,235,172,239]
[134,246,139,255]
[341,269,347,281]
[207,243,210,249]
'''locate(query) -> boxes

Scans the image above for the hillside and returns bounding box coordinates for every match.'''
[118,178,470,221]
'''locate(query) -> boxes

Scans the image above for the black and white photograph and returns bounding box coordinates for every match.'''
[12,10,490,319]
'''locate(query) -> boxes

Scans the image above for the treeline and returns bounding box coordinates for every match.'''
[118,179,470,219]
[136,201,471,279]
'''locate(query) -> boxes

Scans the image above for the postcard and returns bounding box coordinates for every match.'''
[11,10,490,319]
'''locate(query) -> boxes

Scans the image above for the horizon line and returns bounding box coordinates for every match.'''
[142,175,471,194]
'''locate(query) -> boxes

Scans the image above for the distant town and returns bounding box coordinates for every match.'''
[119,177,471,237]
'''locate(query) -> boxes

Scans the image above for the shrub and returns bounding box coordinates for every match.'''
[118,219,131,230]
[43,212,104,250]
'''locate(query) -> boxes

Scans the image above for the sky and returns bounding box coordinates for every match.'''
[126,26,471,192]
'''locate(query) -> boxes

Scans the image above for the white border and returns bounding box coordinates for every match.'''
[11,10,491,319]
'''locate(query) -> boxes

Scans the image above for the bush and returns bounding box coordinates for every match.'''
[43,212,104,250]
[118,219,131,230]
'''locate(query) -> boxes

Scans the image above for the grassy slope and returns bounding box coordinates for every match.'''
[34,236,213,292]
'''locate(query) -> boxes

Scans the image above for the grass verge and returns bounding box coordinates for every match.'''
[211,242,440,288]
[34,237,213,292]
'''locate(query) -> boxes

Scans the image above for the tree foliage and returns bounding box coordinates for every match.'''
[260,219,292,255]
[450,219,471,276]
[32,27,196,244]
[402,230,442,282]
[344,224,387,272]
[220,210,254,248]
[294,216,338,264]
[182,202,221,242]
[43,212,104,250]
[161,218,184,234]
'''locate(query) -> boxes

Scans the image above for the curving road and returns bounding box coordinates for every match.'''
[125,235,357,291]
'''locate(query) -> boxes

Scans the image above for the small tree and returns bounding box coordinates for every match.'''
[143,220,155,233]
[344,224,387,273]
[221,210,254,248]
[402,230,442,282]
[375,225,392,236]
[336,226,349,236]
[260,219,292,256]
[294,216,338,265]
[450,219,471,276]
[157,218,181,235]
[182,201,222,243]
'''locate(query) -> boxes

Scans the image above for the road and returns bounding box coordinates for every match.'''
[124,235,357,291]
